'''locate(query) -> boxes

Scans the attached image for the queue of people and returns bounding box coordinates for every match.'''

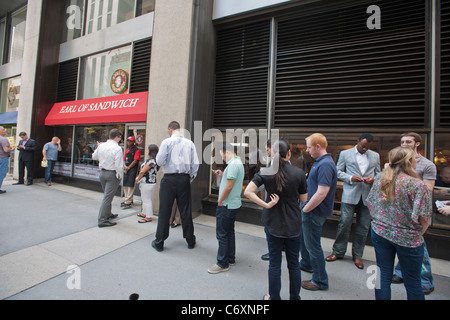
[0,123,447,301]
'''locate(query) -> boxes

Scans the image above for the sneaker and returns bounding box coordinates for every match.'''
[208,264,230,274]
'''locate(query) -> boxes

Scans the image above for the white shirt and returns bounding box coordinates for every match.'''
[92,139,123,179]
[156,133,199,182]
[355,146,369,176]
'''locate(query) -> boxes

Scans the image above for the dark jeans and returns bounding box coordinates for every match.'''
[44,160,56,183]
[265,227,301,300]
[371,229,425,300]
[299,211,329,289]
[216,205,240,268]
[155,174,195,246]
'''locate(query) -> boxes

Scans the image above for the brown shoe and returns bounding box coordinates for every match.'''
[325,254,342,262]
[301,280,320,291]
[353,258,364,269]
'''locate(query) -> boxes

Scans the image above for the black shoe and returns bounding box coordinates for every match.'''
[261,253,269,261]
[121,203,132,210]
[0,190,6,194]
[152,240,164,252]
[392,275,404,284]
[108,214,118,220]
[13,182,24,185]
[187,236,196,249]
[98,221,117,228]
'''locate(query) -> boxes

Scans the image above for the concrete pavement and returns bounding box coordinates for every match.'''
[1,174,449,300]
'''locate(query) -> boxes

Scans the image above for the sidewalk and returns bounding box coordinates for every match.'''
[1,174,449,300]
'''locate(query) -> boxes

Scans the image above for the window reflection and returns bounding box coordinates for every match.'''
[433,133,450,229]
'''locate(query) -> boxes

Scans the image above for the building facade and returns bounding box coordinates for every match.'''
[0,0,449,259]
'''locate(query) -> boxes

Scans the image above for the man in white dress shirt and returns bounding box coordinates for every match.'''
[92,128,123,227]
[325,133,380,269]
[152,121,199,251]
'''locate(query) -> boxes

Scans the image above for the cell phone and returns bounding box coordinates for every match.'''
[436,200,445,208]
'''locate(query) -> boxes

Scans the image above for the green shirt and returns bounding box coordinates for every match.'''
[219,156,245,209]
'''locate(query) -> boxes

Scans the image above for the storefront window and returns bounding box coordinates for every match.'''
[433,133,450,229]
[209,131,271,201]
[7,6,27,63]
[80,45,131,99]
[53,124,126,181]
[86,0,135,35]
[0,76,21,113]
[208,131,434,211]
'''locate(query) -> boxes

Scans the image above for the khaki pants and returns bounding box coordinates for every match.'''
[123,185,136,204]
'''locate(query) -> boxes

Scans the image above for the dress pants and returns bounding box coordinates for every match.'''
[18,159,33,183]
[98,169,120,224]
[332,198,371,259]
[155,174,195,246]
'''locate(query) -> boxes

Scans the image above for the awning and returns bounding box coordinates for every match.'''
[0,111,18,125]
[45,92,148,126]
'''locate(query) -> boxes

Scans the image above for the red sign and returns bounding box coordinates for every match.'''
[45,91,148,126]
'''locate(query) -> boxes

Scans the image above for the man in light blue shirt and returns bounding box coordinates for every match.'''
[42,137,62,186]
[208,143,244,274]
[153,121,200,252]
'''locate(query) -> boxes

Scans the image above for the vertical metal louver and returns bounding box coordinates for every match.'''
[274,0,427,128]
[129,38,152,93]
[56,59,79,102]
[440,0,450,127]
[213,20,270,128]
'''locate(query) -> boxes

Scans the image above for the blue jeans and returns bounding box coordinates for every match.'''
[216,205,240,268]
[299,211,329,289]
[265,227,301,300]
[371,229,425,300]
[0,157,9,189]
[44,160,56,184]
[394,242,434,289]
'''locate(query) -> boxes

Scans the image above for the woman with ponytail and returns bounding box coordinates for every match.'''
[367,146,432,300]
[244,140,307,300]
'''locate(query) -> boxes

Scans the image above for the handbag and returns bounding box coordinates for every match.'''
[41,160,48,167]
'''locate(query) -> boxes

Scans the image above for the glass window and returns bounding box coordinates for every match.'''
[7,6,27,63]
[63,0,85,42]
[0,76,21,113]
[136,0,155,17]
[80,45,131,99]
[0,18,5,63]
[433,133,450,229]
[208,130,271,201]
[86,0,135,35]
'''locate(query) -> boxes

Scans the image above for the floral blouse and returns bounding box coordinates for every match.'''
[366,173,432,248]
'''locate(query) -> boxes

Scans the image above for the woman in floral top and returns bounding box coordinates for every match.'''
[367,146,431,300]
[135,144,159,223]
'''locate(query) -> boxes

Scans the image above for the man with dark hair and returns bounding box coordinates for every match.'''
[326,133,380,269]
[92,128,123,227]
[152,121,199,251]
[14,132,37,185]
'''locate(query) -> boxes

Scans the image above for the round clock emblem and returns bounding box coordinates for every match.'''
[111,69,129,94]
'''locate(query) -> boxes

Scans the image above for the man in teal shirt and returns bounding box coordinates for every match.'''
[208,143,244,274]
